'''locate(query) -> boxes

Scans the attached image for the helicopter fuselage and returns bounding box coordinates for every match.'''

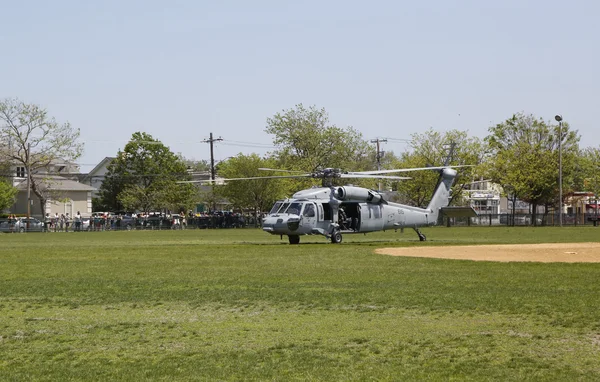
[261,186,435,243]
[261,167,458,244]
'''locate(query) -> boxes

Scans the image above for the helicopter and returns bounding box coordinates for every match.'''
[184,163,476,244]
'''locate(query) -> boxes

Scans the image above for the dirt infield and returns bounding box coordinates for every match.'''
[375,243,600,263]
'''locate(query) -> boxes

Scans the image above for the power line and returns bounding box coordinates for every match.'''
[223,139,274,147]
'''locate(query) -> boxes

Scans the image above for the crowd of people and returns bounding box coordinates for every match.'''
[70,211,261,231]
[4,210,264,233]
[43,211,84,232]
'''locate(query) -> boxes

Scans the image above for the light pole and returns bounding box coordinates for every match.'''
[555,115,563,227]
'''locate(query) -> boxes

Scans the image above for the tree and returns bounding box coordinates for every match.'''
[0,98,83,215]
[0,158,17,211]
[184,159,211,172]
[389,129,485,207]
[485,112,580,224]
[265,104,371,172]
[215,154,289,213]
[99,132,196,213]
[579,147,600,209]
[0,176,17,212]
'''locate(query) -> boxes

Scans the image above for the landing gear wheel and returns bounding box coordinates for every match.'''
[288,235,300,245]
[330,229,343,244]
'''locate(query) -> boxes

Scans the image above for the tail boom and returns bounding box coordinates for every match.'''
[426,168,457,224]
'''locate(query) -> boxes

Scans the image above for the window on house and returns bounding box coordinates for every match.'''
[16,167,26,177]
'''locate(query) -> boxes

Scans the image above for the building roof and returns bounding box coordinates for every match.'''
[15,175,97,192]
[83,157,116,180]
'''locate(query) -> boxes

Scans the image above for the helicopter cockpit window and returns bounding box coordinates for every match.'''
[303,203,315,217]
[278,202,290,214]
[285,202,303,215]
[269,201,283,214]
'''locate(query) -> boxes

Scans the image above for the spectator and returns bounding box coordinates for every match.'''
[65,213,71,232]
[75,211,82,232]
[53,213,59,232]
[8,214,15,233]
[45,213,52,232]
[180,211,186,230]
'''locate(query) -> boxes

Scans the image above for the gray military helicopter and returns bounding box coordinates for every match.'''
[188,164,475,244]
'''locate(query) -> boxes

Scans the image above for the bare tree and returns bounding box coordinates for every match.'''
[0,98,83,215]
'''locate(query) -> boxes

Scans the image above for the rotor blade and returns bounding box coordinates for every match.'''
[340,174,411,180]
[204,174,313,182]
[355,165,474,175]
[258,168,307,173]
[177,174,312,184]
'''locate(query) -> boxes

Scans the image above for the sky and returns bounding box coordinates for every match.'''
[1,0,598,172]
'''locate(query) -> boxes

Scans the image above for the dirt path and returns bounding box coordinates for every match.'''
[375,243,600,263]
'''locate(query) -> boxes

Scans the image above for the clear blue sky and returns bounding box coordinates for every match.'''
[2,0,598,172]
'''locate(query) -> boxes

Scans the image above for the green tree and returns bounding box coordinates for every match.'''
[265,104,371,172]
[0,98,83,215]
[389,129,484,207]
[0,159,17,211]
[215,154,289,213]
[184,158,210,172]
[0,176,18,212]
[485,112,580,224]
[99,132,196,213]
[579,147,600,202]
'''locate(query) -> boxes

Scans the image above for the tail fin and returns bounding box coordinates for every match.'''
[426,168,457,223]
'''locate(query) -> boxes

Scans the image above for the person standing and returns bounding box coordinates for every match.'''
[44,213,51,232]
[180,211,186,230]
[75,211,82,232]
[53,212,59,232]
[65,213,71,232]
[8,214,15,233]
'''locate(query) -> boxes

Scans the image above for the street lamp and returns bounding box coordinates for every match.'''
[555,114,563,227]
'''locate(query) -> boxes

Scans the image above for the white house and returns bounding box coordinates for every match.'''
[9,159,96,218]
[81,157,115,197]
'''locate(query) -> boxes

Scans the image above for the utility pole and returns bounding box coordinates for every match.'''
[370,138,387,191]
[203,133,223,213]
[203,133,223,181]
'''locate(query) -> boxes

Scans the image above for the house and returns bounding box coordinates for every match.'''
[463,179,502,215]
[9,159,96,218]
[81,157,115,197]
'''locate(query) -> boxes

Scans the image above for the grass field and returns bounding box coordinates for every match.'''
[1,227,600,381]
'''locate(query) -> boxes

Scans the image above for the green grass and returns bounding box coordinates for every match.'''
[1,227,600,381]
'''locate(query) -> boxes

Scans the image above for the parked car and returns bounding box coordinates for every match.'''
[0,219,12,233]
[115,215,136,230]
[14,217,45,232]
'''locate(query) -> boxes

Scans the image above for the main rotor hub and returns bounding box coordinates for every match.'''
[311,168,344,187]
[311,168,343,179]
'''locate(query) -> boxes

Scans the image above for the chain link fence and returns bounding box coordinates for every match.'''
[443,213,600,227]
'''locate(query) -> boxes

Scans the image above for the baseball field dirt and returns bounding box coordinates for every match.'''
[375,242,600,262]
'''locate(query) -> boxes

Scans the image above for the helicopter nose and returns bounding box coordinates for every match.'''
[262,215,290,233]
[286,217,300,231]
